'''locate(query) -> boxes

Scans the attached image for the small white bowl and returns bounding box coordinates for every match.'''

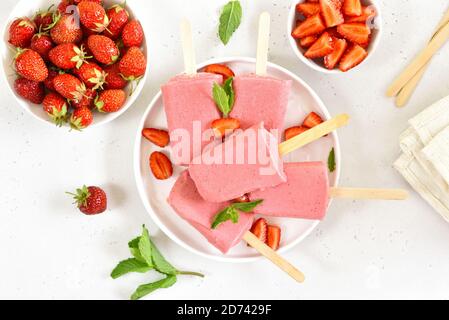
[0,0,148,129]
[288,0,382,74]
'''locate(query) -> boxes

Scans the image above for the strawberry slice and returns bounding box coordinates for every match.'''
[324,38,348,69]
[339,45,367,72]
[267,225,281,251]
[345,6,377,23]
[337,23,371,45]
[284,126,309,141]
[296,2,321,17]
[304,32,334,58]
[211,118,240,138]
[299,35,318,48]
[343,0,362,17]
[204,64,235,80]
[142,128,170,147]
[250,218,268,245]
[320,0,344,28]
[291,14,326,39]
[303,112,324,128]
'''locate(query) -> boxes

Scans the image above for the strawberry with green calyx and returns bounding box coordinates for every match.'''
[78,1,110,33]
[8,17,37,48]
[14,48,48,82]
[14,78,45,104]
[70,106,93,130]
[49,43,90,69]
[104,63,128,89]
[87,35,120,65]
[33,5,55,30]
[43,92,68,127]
[67,185,107,215]
[119,46,146,95]
[73,61,106,90]
[47,12,83,45]
[71,88,96,109]
[122,20,143,48]
[30,30,54,61]
[105,3,129,39]
[95,89,126,113]
[53,73,87,102]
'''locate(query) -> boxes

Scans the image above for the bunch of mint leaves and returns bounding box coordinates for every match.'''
[111,225,204,300]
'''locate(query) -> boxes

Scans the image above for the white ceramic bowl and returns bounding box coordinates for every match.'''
[0,0,148,129]
[134,57,342,263]
[288,0,382,74]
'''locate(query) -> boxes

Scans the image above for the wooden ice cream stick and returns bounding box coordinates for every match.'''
[256,12,271,76]
[243,231,305,283]
[180,19,197,76]
[330,188,409,200]
[387,20,449,97]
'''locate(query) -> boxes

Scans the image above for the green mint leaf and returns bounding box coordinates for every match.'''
[213,83,231,116]
[218,0,242,45]
[328,148,336,173]
[232,199,264,212]
[130,275,177,300]
[223,77,235,111]
[128,237,145,262]
[211,206,238,229]
[111,258,152,279]
[149,239,177,275]
[138,226,154,267]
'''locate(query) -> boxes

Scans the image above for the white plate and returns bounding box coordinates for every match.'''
[134,57,341,263]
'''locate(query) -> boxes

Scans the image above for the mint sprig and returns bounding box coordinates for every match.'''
[328,148,336,173]
[211,200,263,229]
[213,77,235,117]
[218,0,243,45]
[111,225,204,300]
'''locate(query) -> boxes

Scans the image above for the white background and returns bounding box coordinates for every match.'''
[1,0,449,300]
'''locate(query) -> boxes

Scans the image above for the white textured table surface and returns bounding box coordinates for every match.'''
[1,0,449,300]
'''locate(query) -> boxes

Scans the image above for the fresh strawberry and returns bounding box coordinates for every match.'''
[291,14,326,38]
[78,1,109,32]
[150,152,173,180]
[211,118,241,138]
[142,128,170,148]
[320,0,344,28]
[71,88,96,109]
[73,0,103,4]
[267,225,281,251]
[104,63,128,89]
[337,23,371,45]
[33,6,55,30]
[73,62,106,89]
[105,4,129,39]
[8,18,36,48]
[14,49,48,82]
[339,44,367,72]
[48,43,89,69]
[44,68,62,91]
[304,32,334,58]
[87,35,120,64]
[324,38,347,69]
[70,106,93,130]
[122,20,144,47]
[296,2,321,17]
[345,6,377,23]
[250,218,268,245]
[67,185,107,215]
[284,126,309,141]
[43,92,68,126]
[299,35,318,48]
[95,89,126,113]
[204,64,235,80]
[48,13,83,45]
[30,32,54,61]
[14,78,45,104]
[303,112,324,128]
[343,0,362,17]
[53,73,86,102]
[119,46,146,80]
[234,194,250,203]
[57,0,72,14]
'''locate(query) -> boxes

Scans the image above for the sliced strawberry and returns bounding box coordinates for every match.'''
[291,14,326,39]
[299,35,318,48]
[204,64,235,80]
[211,118,240,138]
[343,0,362,16]
[267,225,281,251]
[326,27,341,38]
[296,2,321,17]
[284,126,309,141]
[339,45,368,72]
[142,128,170,148]
[303,112,324,128]
[320,0,344,28]
[337,23,371,45]
[324,38,347,69]
[345,6,377,23]
[304,32,334,58]
[250,218,268,245]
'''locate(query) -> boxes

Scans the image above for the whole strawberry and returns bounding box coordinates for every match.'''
[43,92,68,126]
[30,32,54,61]
[14,78,45,104]
[104,63,128,89]
[8,18,36,48]
[33,6,55,29]
[49,43,89,69]
[53,73,86,102]
[67,185,107,215]
[78,1,109,32]
[95,89,126,113]
[105,4,129,39]
[122,20,144,48]
[70,106,93,130]
[87,35,119,64]
[119,46,146,80]
[49,13,83,45]
[71,88,96,109]
[73,62,106,89]
[15,49,48,82]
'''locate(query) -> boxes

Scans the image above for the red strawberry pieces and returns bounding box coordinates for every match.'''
[249,219,282,251]
[339,44,367,72]
[320,0,344,28]
[304,32,334,58]
[303,112,324,128]
[292,14,326,39]
[343,0,362,17]
[324,38,347,69]
[296,2,321,17]
[337,23,370,45]
[250,218,268,244]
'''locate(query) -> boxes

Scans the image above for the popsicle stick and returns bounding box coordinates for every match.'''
[386,20,449,97]
[180,19,197,76]
[243,231,305,283]
[278,114,350,156]
[330,188,409,200]
[256,12,271,76]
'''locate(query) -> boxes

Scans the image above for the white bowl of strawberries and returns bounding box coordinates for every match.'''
[288,0,382,73]
[1,0,148,130]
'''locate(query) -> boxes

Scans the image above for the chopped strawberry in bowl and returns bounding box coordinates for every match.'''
[288,0,381,73]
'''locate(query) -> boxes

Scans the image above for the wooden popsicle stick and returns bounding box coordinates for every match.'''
[180,19,197,76]
[243,231,305,283]
[330,188,409,200]
[387,20,449,97]
[256,12,271,76]
[278,114,350,156]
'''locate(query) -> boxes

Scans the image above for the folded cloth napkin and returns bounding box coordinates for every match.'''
[395,95,449,222]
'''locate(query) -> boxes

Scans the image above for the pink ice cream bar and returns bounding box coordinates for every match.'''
[230,75,291,132]
[168,170,254,253]
[162,73,222,165]
[250,162,330,220]
[189,122,287,203]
